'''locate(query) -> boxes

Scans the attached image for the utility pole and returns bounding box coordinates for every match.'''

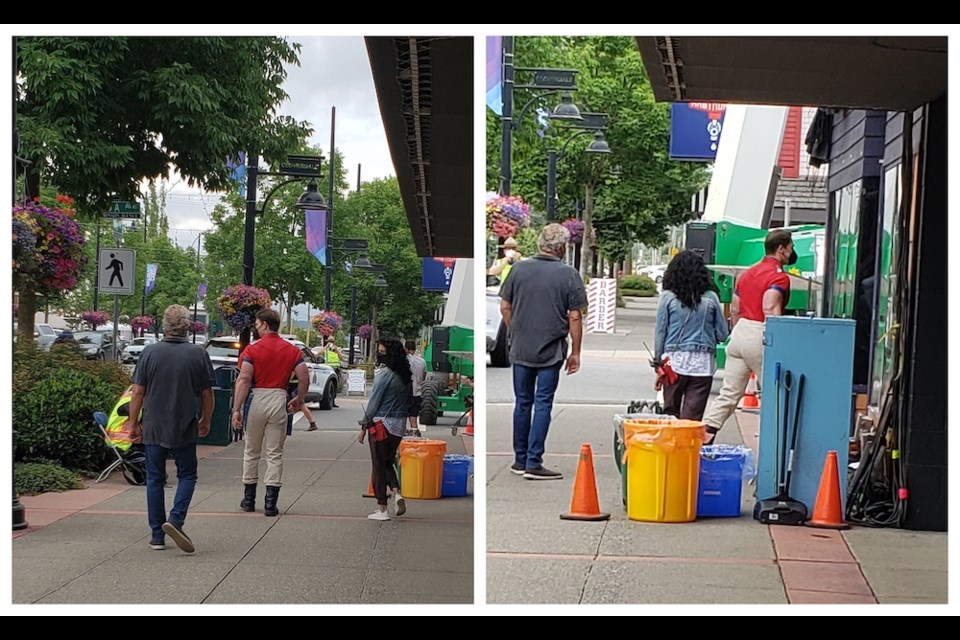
[325,107,336,312]
[192,232,202,344]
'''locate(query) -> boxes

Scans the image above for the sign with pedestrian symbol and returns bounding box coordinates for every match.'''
[98,248,136,295]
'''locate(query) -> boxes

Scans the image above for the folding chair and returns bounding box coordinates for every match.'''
[94,411,146,485]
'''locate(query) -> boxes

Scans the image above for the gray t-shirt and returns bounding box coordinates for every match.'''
[133,336,216,448]
[499,254,587,367]
[407,354,427,395]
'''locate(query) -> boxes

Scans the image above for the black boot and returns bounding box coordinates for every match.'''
[240,483,257,512]
[264,485,280,517]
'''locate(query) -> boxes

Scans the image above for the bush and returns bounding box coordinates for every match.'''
[620,274,658,292]
[13,343,129,472]
[15,461,84,495]
[620,288,658,298]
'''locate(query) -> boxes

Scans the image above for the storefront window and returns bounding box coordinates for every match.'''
[871,164,901,404]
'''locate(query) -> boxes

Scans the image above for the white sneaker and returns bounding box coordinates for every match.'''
[367,509,390,521]
[390,492,406,517]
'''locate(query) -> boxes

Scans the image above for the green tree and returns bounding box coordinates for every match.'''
[16,37,310,216]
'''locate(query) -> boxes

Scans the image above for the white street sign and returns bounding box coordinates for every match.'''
[98,248,136,295]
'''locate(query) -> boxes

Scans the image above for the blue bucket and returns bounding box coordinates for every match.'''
[698,445,746,517]
[442,454,471,497]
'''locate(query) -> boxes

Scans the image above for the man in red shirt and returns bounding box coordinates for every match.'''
[232,309,309,516]
[701,229,796,443]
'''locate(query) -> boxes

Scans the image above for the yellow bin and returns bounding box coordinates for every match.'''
[624,419,705,522]
[399,439,447,499]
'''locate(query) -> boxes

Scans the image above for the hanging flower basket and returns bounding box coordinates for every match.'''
[311,311,343,338]
[12,197,86,295]
[81,310,110,329]
[191,320,205,334]
[216,285,272,331]
[562,218,585,245]
[486,195,531,240]
[357,323,373,341]
[131,315,154,332]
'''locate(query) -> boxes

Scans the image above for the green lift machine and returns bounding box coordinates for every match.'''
[419,324,474,427]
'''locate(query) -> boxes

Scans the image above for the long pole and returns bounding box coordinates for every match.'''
[546,149,557,221]
[324,107,336,312]
[499,36,514,196]
[349,285,357,366]
[93,218,101,311]
[192,232,201,344]
[140,212,148,321]
[241,152,258,350]
[356,163,361,191]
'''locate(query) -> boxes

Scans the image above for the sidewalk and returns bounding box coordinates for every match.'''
[486,298,948,606]
[12,394,474,605]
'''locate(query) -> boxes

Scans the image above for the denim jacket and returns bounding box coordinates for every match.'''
[363,367,411,421]
[654,290,729,360]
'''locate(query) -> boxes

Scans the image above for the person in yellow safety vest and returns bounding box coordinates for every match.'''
[487,236,523,285]
[324,336,344,408]
[105,385,142,453]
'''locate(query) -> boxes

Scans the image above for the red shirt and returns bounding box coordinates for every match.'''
[240,333,304,389]
[735,257,791,322]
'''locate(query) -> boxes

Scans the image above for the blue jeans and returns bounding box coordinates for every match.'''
[145,443,198,542]
[512,362,563,470]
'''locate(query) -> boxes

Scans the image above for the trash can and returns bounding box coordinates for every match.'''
[624,419,705,523]
[697,445,751,517]
[442,454,472,497]
[199,366,238,446]
[614,413,677,509]
[399,439,446,499]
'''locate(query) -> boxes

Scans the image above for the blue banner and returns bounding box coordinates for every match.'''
[422,258,456,292]
[197,282,207,302]
[670,103,727,161]
[305,209,328,266]
[145,263,158,295]
[486,36,502,116]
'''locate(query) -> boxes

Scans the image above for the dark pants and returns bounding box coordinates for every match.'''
[662,374,714,421]
[512,362,563,470]
[369,432,402,506]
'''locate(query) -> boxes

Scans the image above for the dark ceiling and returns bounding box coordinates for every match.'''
[636,37,947,112]
[365,37,473,258]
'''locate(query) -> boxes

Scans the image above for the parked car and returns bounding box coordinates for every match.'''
[636,263,667,284]
[73,331,119,361]
[486,277,510,368]
[121,336,159,364]
[203,336,340,410]
[35,323,59,350]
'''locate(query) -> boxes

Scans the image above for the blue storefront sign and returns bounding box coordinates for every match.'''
[422,258,457,292]
[670,102,727,161]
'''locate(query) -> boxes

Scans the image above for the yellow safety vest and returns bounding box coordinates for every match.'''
[105,386,141,452]
[325,346,341,368]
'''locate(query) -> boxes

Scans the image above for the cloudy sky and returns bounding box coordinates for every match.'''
[162,36,394,250]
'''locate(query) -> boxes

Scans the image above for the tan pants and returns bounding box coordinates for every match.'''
[702,319,765,431]
[242,388,289,487]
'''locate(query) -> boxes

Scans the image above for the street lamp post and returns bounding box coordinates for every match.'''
[242,153,327,350]
[499,36,584,196]
[545,113,612,221]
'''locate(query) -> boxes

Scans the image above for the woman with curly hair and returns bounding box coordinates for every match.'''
[358,337,412,521]
[653,251,729,425]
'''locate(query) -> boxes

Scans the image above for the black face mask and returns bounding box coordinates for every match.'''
[786,249,798,266]
[376,353,387,365]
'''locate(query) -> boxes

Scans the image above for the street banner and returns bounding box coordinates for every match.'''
[422,257,456,292]
[486,36,502,116]
[305,209,328,266]
[145,263,158,295]
[197,282,207,302]
[670,102,727,161]
[227,153,246,196]
[586,278,617,334]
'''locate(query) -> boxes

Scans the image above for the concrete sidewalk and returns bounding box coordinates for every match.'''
[13,394,474,605]
[486,297,948,607]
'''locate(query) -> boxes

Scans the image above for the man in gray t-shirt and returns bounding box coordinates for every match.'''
[129,305,215,553]
[499,224,587,480]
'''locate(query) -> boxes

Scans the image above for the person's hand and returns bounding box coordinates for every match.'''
[128,421,142,444]
[654,376,663,392]
[357,428,366,444]
[565,354,580,375]
[286,397,302,414]
[198,417,211,438]
[232,409,244,429]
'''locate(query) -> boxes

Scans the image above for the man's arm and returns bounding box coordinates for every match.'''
[287,362,310,413]
[762,289,785,318]
[198,388,213,437]
[128,384,146,442]
[566,309,583,375]
[488,259,505,276]
[232,361,254,428]
[730,293,742,328]
[500,298,513,328]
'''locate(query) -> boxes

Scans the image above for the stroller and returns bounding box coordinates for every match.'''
[94,385,147,486]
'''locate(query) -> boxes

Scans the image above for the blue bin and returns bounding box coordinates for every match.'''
[697,445,746,517]
[442,454,471,497]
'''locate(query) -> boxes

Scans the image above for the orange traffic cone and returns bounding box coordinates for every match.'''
[464,410,474,436]
[807,451,850,530]
[740,372,760,410]
[363,476,375,499]
[560,444,610,522]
